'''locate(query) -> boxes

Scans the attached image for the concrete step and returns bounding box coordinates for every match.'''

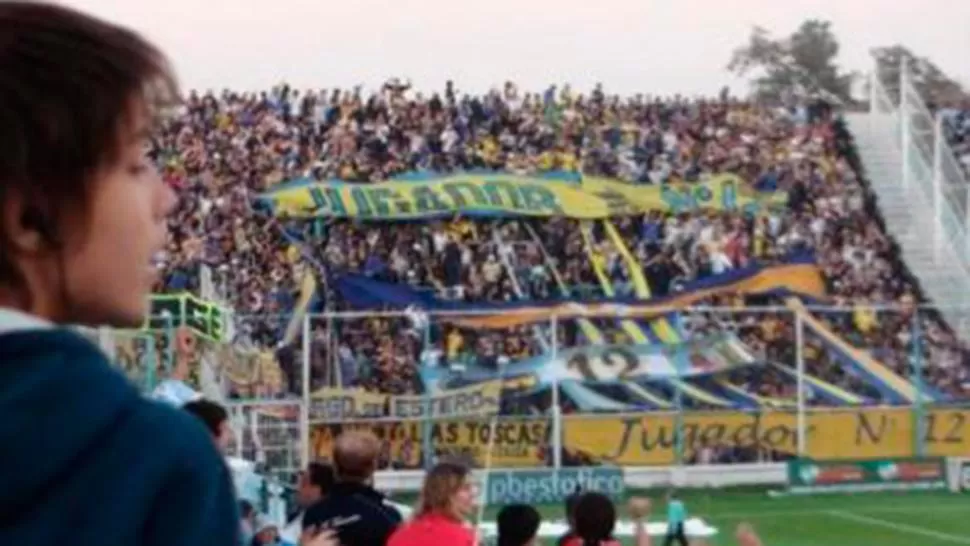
[847,113,970,335]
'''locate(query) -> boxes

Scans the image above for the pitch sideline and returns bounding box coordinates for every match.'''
[826,511,970,545]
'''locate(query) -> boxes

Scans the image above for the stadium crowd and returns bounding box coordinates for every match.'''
[7,5,964,546]
[148,81,970,407]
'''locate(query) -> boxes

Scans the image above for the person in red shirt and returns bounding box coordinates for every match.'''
[561,493,653,546]
[387,462,478,546]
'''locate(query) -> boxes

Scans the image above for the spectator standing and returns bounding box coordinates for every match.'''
[240,501,258,546]
[250,516,290,546]
[0,3,238,546]
[282,462,334,542]
[302,431,402,546]
[561,492,621,546]
[663,492,688,546]
[183,398,234,453]
[562,492,652,546]
[497,504,542,546]
[386,461,479,546]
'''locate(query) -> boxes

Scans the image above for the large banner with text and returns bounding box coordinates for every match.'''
[309,417,551,468]
[311,380,502,420]
[308,407,970,469]
[259,173,786,219]
[562,407,970,465]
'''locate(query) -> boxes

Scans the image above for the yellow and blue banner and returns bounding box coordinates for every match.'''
[332,254,827,330]
[785,298,939,404]
[581,220,738,407]
[311,380,502,420]
[563,407,970,465]
[309,407,970,468]
[309,417,550,468]
[258,172,787,219]
[423,335,758,390]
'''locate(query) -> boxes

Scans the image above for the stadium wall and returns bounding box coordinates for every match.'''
[372,462,786,492]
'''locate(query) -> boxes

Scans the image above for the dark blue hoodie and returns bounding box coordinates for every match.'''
[0,314,240,546]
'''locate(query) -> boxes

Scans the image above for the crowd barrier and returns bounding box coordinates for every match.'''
[94,305,970,472]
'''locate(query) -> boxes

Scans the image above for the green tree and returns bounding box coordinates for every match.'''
[872,45,968,105]
[728,20,856,104]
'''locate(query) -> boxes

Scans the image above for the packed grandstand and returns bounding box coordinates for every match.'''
[108,81,970,478]
[9,2,970,545]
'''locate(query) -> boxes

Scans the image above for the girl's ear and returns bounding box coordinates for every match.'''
[2,194,49,258]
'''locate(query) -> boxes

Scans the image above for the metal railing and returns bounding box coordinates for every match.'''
[98,305,970,473]
[871,57,970,267]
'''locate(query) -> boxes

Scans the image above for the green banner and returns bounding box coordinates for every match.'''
[787,457,946,495]
[484,468,625,505]
[144,293,227,342]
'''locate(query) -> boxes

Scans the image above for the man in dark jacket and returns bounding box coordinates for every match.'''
[303,431,402,546]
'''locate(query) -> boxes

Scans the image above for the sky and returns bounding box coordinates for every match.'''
[65,0,969,98]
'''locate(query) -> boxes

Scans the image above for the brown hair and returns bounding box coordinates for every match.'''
[332,430,380,483]
[417,461,470,521]
[182,399,229,438]
[573,492,616,546]
[0,2,178,287]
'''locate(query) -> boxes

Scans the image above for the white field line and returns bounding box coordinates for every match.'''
[701,503,969,521]
[826,511,970,545]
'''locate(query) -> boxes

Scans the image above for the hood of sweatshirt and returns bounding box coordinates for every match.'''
[0,312,141,514]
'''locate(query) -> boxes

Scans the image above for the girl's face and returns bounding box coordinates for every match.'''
[6,108,176,327]
[451,478,480,518]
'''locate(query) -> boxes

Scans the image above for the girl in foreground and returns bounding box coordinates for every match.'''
[0,5,337,546]
[0,3,240,545]
[387,462,479,546]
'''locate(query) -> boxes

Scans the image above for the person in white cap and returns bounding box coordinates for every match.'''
[250,516,286,546]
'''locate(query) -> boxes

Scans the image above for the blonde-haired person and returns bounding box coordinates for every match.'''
[301,431,402,546]
[388,461,479,546]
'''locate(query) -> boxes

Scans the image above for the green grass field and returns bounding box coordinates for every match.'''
[472,488,970,546]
